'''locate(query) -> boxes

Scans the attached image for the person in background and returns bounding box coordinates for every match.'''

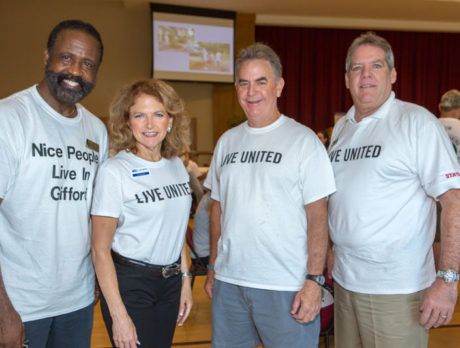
[181,147,204,204]
[204,43,335,348]
[328,32,460,348]
[189,191,211,268]
[316,129,330,148]
[91,79,193,348]
[0,19,107,348]
[439,89,460,162]
[434,89,460,267]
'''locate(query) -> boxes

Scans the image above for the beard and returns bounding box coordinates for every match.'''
[44,66,95,105]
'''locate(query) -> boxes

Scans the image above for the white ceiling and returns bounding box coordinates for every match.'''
[121,0,460,32]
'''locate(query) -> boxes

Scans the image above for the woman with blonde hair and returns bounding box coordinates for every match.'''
[91,79,193,348]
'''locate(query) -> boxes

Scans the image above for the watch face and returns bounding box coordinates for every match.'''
[438,270,459,283]
[445,270,456,282]
[318,275,325,285]
[307,274,325,285]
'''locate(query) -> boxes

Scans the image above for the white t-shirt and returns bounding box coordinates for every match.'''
[205,115,336,291]
[439,117,460,163]
[91,151,192,265]
[191,191,211,258]
[328,92,460,294]
[0,85,108,321]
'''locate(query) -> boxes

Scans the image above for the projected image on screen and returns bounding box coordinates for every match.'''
[158,26,195,52]
[152,10,234,83]
[189,43,230,72]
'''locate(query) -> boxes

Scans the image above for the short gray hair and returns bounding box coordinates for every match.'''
[345,32,394,73]
[440,89,460,112]
[235,42,282,82]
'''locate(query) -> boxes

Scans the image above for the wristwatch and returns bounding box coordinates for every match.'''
[436,269,460,283]
[306,274,325,286]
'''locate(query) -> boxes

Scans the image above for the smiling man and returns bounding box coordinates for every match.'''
[204,43,335,347]
[0,20,108,347]
[328,32,460,348]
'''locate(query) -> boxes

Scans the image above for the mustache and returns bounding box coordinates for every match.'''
[45,67,95,104]
[56,73,85,87]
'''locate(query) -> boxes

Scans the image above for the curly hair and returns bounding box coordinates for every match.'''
[109,79,190,159]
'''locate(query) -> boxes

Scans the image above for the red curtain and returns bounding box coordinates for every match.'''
[256,26,460,131]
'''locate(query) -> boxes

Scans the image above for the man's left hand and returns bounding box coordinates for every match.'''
[290,280,322,323]
[419,278,458,329]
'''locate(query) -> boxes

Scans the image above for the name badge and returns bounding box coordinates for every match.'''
[86,139,99,152]
[132,168,150,177]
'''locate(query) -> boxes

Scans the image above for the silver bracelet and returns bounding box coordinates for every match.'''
[182,271,193,277]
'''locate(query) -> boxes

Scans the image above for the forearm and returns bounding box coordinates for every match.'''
[177,238,193,325]
[0,265,24,347]
[180,241,189,273]
[439,189,460,271]
[306,198,329,274]
[92,248,128,320]
[208,199,221,266]
[0,196,24,340]
[0,267,12,308]
[91,216,128,321]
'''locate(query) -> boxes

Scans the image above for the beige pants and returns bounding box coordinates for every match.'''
[334,282,429,348]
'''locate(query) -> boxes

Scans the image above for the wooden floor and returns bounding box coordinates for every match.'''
[91,276,460,348]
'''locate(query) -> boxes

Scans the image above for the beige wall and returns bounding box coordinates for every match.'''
[0,0,215,163]
[171,82,214,165]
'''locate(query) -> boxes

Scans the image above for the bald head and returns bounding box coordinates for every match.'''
[439,89,460,119]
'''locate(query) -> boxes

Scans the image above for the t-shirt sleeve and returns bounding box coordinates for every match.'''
[99,129,109,164]
[300,135,336,205]
[416,115,460,199]
[203,150,220,202]
[91,162,123,218]
[0,109,22,199]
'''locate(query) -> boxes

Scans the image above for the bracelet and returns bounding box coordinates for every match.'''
[182,271,192,277]
[207,264,215,271]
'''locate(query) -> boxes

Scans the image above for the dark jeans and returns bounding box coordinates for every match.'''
[24,303,93,348]
[100,261,181,348]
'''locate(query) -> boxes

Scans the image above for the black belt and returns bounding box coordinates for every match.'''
[111,250,181,279]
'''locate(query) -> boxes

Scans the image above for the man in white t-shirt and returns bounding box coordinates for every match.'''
[0,20,108,348]
[328,32,460,348]
[204,43,335,348]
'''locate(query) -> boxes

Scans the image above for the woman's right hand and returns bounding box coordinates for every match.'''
[112,313,139,348]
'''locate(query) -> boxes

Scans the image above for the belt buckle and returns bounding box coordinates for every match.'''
[161,263,180,279]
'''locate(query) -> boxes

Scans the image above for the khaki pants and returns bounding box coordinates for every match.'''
[334,282,429,348]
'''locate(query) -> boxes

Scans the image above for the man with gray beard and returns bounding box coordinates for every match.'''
[0,20,108,348]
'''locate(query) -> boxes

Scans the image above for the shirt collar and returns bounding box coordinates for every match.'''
[346,91,395,124]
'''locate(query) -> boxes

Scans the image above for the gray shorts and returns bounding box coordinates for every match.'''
[212,279,320,348]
